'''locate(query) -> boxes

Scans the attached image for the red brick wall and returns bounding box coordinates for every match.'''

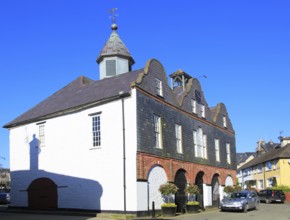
[137,152,236,185]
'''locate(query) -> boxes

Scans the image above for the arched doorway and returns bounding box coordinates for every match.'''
[28,178,57,210]
[195,171,204,209]
[174,169,187,212]
[147,165,167,210]
[225,175,233,186]
[211,174,220,206]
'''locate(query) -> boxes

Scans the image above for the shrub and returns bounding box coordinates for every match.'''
[159,182,179,204]
[161,203,177,207]
[159,182,179,196]
[187,201,200,205]
[184,184,200,195]
[224,186,235,193]
[224,185,242,193]
[267,185,290,193]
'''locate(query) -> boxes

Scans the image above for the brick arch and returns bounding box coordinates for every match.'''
[137,153,237,185]
[141,156,171,182]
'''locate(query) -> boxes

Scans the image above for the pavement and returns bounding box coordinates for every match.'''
[0,205,219,220]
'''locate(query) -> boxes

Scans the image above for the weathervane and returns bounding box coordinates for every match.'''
[109,8,118,24]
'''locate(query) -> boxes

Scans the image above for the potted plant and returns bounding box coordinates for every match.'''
[184,183,200,213]
[158,182,179,217]
[224,185,242,198]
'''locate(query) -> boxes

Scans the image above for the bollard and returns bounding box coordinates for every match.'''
[152,201,155,218]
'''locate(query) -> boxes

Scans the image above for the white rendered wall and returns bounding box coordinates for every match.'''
[9,89,137,211]
[204,185,212,207]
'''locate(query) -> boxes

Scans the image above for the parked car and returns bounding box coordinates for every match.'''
[219,190,260,213]
[0,191,10,204]
[258,189,286,204]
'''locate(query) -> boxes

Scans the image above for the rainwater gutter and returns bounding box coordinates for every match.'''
[119,91,130,215]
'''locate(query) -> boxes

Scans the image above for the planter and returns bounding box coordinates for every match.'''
[161,206,177,217]
[186,204,199,213]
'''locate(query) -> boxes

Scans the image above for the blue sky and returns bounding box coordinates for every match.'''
[1,0,289,168]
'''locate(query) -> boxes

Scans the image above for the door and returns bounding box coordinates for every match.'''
[211,175,220,206]
[174,170,187,212]
[28,178,57,210]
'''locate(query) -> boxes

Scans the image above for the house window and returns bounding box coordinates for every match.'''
[194,128,207,159]
[153,114,162,149]
[191,99,197,114]
[175,124,182,153]
[265,161,272,171]
[223,116,227,127]
[226,143,231,164]
[258,180,263,190]
[203,134,207,159]
[195,103,205,118]
[215,138,220,162]
[38,124,45,147]
[201,105,205,118]
[155,78,163,96]
[272,160,277,170]
[266,178,276,187]
[92,115,101,147]
[257,164,262,173]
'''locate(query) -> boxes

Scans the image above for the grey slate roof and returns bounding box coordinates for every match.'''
[4,69,143,128]
[96,30,135,65]
[238,144,290,170]
[236,152,255,164]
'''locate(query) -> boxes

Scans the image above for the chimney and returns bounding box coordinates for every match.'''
[281,137,290,147]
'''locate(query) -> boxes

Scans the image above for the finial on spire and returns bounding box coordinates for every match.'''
[109,8,118,30]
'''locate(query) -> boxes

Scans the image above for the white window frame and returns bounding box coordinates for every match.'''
[175,124,182,153]
[193,130,197,156]
[258,164,263,173]
[201,105,205,118]
[153,114,162,149]
[258,179,263,190]
[191,99,197,114]
[155,78,163,96]
[202,134,207,159]
[215,138,220,162]
[265,161,272,171]
[194,127,207,159]
[272,160,277,170]
[92,114,101,147]
[38,123,45,147]
[223,116,227,127]
[226,143,231,164]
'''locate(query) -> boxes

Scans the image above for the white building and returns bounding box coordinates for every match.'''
[4,22,236,216]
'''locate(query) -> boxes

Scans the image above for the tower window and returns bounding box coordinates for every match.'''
[106,60,116,76]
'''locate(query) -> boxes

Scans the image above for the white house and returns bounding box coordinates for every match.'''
[4,22,237,216]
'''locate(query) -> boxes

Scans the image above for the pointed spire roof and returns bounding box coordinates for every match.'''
[96,24,135,65]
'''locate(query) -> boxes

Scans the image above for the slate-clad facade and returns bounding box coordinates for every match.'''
[4,22,236,216]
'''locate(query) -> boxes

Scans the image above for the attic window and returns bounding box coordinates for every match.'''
[106,60,116,76]
[155,78,163,96]
[223,116,227,127]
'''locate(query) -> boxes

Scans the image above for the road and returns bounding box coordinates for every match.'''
[177,203,290,220]
[0,203,290,220]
